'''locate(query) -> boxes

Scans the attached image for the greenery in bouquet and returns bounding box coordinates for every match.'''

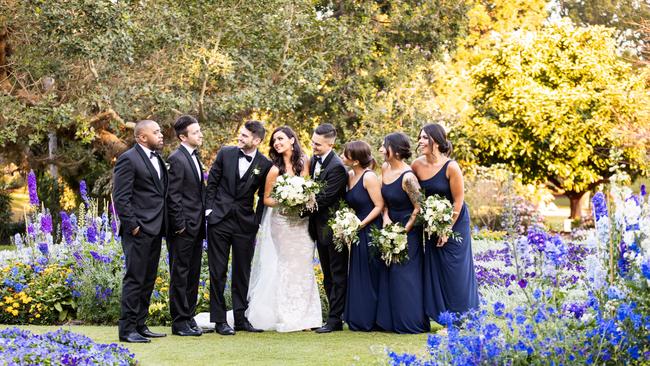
[370,223,408,265]
[420,194,461,241]
[271,174,323,216]
[327,201,360,253]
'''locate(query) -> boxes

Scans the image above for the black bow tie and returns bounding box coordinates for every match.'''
[314,155,322,164]
[149,151,159,159]
[238,150,252,162]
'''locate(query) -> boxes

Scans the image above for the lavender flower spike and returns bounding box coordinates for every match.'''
[80,180,89,204]
[27,170,39,206]
[592,192,608,221]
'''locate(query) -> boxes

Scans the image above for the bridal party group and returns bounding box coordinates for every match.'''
[111,115,479,343]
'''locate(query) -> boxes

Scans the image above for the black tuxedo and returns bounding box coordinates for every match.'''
[166,144,205,329]
[205,146,272,324]
[308,152,348,325]
[113,144,168,337]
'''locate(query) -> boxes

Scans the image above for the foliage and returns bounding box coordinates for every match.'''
[0,327,137,365]
[1,0,469,195]
[385,181,650,365]
[0,186,12,243]
[464,20,650,217]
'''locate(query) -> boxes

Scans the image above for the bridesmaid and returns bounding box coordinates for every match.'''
[412,123,479,323]
[376,133,430,334]
[341,141,384,331]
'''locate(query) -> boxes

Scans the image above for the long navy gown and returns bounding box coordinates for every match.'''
[376,171,430,334]
[420,160,479,322]
[344,171,382,331]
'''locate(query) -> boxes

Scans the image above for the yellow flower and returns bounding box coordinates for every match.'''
[11,309,18,316]
[203,293,209,300]
[160,287,168,293]
[155,277,163,285]
[5,306,13,313]
[4,296,13,303]
[35,313,41,318]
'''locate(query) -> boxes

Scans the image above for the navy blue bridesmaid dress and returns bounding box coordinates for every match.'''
[344,170,382,331]
[420,160,479,322]
[375,171,429,334]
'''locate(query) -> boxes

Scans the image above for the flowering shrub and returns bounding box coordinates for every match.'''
[386,181,650,365]
[0,327,136,365]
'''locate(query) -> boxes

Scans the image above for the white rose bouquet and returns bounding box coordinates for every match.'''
[370,223,409,265]
[271,174,323,217]
[328,201,361,252]
[421,194,460,241]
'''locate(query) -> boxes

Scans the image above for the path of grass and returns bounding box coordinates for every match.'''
[2,324,439,365]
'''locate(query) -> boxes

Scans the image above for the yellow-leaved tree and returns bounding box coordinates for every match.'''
[465,19,650,219]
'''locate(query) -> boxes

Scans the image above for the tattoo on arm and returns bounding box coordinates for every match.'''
[403,173,422,207]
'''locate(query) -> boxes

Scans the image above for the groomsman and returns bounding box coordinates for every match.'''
[167,115,205,337]
[113,120,168,343]
[205,120,272,335]
[308,123,348,333]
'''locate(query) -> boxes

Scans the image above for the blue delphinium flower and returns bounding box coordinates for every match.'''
[592,192,608,221]
[86,220,98,244]
[79,180,89,205]
[13,233,23,249]
[40,213,53,234]
[438,311,456,327]
[641,184,646,197]
[641,256,650,280]
[37,242,49,256]
[493,302,505,317]
[59,211,74,245]
[27,170,39,206]
[27,223,36,238]
[527,226,547,252]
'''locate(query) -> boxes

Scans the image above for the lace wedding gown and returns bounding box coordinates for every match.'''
[246,207,322,332]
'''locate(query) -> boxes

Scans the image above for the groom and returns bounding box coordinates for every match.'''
[308,123,348,333]
[205,120,272,335]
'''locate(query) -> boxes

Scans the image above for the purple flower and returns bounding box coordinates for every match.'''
[527,226,547,252]
[79,180,89,204]
[27,170,39,206]
[13,234,23,248]
[86,220,98,243]
[518,278,528,288]
[438,311,456,327]
[592,192,608,221]
[40,213,53,234]
[37,242,48,256]
[27,223,36,238]
[641,184,646,197]
[640,256,650,280]
[60,211,74,244]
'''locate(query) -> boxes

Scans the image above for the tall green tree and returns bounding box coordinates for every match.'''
[465,20,650,218]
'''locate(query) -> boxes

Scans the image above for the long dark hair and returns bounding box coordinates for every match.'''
[269,126,304,175]
[344,140,376,169]
[421,123,453,156]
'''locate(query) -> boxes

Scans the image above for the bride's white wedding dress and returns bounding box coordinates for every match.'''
[246,207,322,332]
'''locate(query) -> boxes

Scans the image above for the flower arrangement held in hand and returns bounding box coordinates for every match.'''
[370,223,409,265]
[271,174,323,217]
[328,201,361,252]
[421,194,460,241]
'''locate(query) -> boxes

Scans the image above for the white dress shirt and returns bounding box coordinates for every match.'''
[314,150,331,177]
[138,143,161,179]
[238,149,257,178]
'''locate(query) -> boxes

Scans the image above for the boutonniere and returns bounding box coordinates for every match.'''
[252,165,261,176]
[164,162,170,171]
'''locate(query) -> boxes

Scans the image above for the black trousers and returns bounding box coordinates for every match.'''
[316,229,349,324]
[168,230,203,327]
[207,217,256,325]
[119,230,162,336]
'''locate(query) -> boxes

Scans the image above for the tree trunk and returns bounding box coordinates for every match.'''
[567,191,587,220]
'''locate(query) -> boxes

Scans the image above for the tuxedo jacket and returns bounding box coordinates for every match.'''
[113,144,168,236]
[308,152,347,243]
[167,145,206,239]
[205,146,272,231]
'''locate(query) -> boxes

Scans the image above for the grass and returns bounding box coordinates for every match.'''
[1,324,439,366]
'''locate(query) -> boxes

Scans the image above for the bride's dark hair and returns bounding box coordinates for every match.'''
[269,126,304,175]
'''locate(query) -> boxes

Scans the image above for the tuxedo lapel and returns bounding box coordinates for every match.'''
[320,151,336,171]
[238,153,261,196]
[135,144,164,194]
[228,148,238,195]
[309,155,316,178]
[180,145,201,185]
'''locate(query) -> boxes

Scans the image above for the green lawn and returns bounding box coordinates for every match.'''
[1,324,439,365]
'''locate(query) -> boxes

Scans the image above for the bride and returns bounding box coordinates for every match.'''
[245,126,323,332]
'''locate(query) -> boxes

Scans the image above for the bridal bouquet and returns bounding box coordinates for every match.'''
[370,223,409,265]
[421,194,460,241]
[328,201,361,252]
[271,174,323,216]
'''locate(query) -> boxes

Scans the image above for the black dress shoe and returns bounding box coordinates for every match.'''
[119,332,151,343]
[234,320,263,333]
[137,326,167,338]
[172,327,202,337]
[314,322,343,333]
[215,323,235,335]
[189,319,201,332]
